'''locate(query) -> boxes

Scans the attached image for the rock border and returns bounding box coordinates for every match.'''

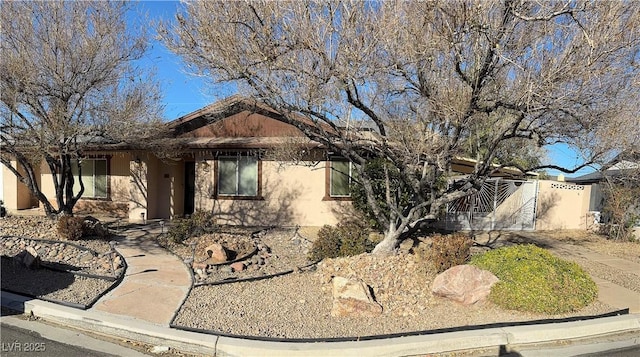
[1,235,124,280]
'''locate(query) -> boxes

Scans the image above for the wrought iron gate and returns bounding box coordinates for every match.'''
[444,179,538,231]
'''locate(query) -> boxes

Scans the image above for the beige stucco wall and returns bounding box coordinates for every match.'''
[535,180,592,230]
[34,153,135,217]
[3,152,185,221]
[2,161,37,210]
[194,159,353,227]
[143,155,184,220]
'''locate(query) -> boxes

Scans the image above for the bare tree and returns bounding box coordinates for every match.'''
[1,1,165,217]
[162,1,640,253]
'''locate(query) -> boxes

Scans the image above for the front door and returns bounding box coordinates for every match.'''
[184,162,195,215]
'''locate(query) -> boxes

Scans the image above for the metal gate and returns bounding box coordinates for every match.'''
[444,179,538,231]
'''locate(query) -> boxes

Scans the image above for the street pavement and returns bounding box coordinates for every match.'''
[1,315,149,357]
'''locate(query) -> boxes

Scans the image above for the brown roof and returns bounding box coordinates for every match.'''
[168,95,322,140]
[182,136,319,149]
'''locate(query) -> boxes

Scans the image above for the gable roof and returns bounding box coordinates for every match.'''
[170,95,310,137]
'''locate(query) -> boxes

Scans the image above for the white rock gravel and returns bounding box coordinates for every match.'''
[2,216,636,338]
[0,216,121,306]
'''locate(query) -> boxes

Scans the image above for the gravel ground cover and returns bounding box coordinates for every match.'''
[173,230,630,339]
[1,257,113,306]
[157,227,313,284]
[2,215,637,338]
[174,251,615,339]
[0,216,122,306]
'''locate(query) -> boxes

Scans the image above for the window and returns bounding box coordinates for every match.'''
[330,159,353,197]
[217,156,258,197]
[71,159,108,198]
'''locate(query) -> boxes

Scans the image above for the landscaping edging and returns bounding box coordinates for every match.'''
[3,291,639,357]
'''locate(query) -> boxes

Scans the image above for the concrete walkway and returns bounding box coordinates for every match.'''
[92,224,192,326]
[549,243,640,314]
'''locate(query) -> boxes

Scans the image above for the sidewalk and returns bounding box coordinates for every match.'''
[91,224,192,326]
[548,243,640,314]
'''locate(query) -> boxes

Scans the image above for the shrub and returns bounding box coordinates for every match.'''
[431,233,473,273]
[471,244,597,314]
[308,221,374,261]
[167,210,216,244]
[57,216,84,241]
[308,225,342,261]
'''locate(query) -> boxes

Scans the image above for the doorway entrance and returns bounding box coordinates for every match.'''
[184,162,195,215]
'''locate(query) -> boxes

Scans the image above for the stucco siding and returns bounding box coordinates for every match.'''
[2,160,38,210]
[194,159,352,226]
[535,180,592,230]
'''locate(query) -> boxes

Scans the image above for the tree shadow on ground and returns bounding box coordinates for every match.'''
[1,255,75,305]
[470,230,556,250]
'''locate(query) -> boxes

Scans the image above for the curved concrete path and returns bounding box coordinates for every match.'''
[92,224,191,326]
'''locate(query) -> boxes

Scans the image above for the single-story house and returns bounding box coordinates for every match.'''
[0,96,599,231]
[566,157,640,213]
[565,157,640,238]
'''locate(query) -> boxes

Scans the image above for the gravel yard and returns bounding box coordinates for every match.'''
[2,215,638,339]
[0,216,123,307]
[171,228,628,339]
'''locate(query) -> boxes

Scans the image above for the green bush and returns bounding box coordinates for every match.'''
[431,233,473,273]
[167,210,216,243]
[57,216,84,241]
[308,221,374,261]
[471,244,597,314]
[308,225,342,261]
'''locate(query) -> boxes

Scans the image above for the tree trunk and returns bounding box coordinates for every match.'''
[372,229,401,254]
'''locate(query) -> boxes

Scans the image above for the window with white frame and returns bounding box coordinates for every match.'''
[71,159,108,198]
[330,159,353,197]
[218,156,258,196]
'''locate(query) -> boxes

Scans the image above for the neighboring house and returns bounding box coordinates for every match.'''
[566,156,640,214]
[566,156,640,239]
[0,96,599,231]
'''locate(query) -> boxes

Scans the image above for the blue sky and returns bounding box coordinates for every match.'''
[133,1,211,119]
[133,1,594,177]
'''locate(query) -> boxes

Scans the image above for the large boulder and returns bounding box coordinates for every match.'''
[205,243,228,263]
[432,265,499,305]
[331,276,383,317]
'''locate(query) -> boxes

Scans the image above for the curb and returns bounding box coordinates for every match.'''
[2,291,639,356]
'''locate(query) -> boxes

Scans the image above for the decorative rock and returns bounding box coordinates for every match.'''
[83,216,109,238]
[230,262,246,272]
[431,265,499,305]
[13,247,41,269]
[195,268,208,280]
[79,253,94,263]
[204,243,228,263]
[331,276,383,317]
[150,346,170,354]
[192,262,208,270]
[113,256,123,268]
